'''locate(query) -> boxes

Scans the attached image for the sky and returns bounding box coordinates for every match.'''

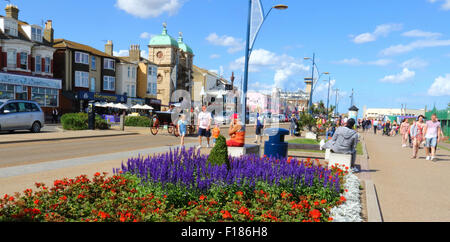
[12,0,450,114]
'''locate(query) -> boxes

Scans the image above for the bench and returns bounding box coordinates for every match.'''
[228,144,261,158]
[327,152,352,170]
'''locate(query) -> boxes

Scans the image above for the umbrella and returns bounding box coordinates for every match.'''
[94,102,107,107]
[142,104,154,110]
[106,102,116,108]
[131,104,145,109]
[115,103,130,110]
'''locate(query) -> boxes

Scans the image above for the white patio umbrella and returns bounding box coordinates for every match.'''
[131,104,145,109]
[142,104,154,110]
[115,103,130,110]
[94,102,107,107]
[106,102,116,108]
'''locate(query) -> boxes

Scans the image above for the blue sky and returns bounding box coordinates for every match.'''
[14,0,450,113]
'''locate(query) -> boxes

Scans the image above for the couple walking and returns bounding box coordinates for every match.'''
[407,114,442,161]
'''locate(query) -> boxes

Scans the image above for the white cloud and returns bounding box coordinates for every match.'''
[140,32,154,39]
[210,54,221,59]
[401,58,429,69]
[115,0,185,18]
[428,0,450,10]
[428,74,450,96]
[380,68,415,83]
[351,23,403,44]
[229,49,310,90]
[380,39,450,56]
[206,33,245,54]
[113,50,129,57]
[333,58,392,66]
[402,29,442,38]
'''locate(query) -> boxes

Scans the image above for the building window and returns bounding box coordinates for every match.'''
[31,27,42,42]
[75,71,89,88]
[4,20,18,36]
[132,67,136,79]
[91,56,96,70]
[127,66,130,78]
[0,83,15,99]
[20,52,28,69]
[103,59,115,70]
[103,76,115,91]
[7,49,16,68]
[31,87,58,107]
[45,57,51,73]
[35,55,41,72]
[75,52,89,64]
[131,85,136,98]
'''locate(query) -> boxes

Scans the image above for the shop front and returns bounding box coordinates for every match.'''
[0,72,62,120]
[76,91,127,112]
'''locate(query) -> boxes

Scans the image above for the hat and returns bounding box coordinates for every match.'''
[231,113,238,120]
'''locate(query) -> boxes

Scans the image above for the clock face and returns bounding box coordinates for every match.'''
[156,51,164,59]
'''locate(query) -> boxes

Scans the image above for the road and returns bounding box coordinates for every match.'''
[0,123,290,168]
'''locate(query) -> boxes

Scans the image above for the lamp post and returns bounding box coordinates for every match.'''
[241,1,287,125]
[200,73,207,106]
[323,72,331,119]
[333,88,339,116]
[304,54,328,115]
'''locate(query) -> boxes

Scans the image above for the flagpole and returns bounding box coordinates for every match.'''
[240,0,252,126]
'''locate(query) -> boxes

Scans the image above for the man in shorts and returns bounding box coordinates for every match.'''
[423,114,442,162]
[197,105,212,148]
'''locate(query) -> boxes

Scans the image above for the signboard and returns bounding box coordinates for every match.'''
[0,72,62,89]
[78,91,127,103]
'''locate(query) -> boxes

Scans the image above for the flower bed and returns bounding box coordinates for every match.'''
[0,148,353,222]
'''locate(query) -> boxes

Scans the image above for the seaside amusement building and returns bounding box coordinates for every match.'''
[0,4,61,121]
[148,23,194,110]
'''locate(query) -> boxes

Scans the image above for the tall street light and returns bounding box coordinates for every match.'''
[304,54,326,114]
[323,72,331,119]
[241,1,288,125]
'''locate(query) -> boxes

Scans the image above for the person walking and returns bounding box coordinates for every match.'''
[410,115,426,159]
[52,108,59,124]
[399,119,410,148]
[423,114,442,161]
[255,112,266,144]
[373,119,379,135]
[289,114,297,136]
[197,105,212,148]
[177,114,188,147]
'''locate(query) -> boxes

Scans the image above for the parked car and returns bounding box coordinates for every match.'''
[0,99,45,133]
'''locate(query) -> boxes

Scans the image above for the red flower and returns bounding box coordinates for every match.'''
[60,196,67,201]
[199,195,207,201]
[94,172,101,177]
[235,191,243,197]
[221,210,232,219]
[34,199,40,205]
[309,209,322,219]
[340,196,347,202]
[120,216,126,222]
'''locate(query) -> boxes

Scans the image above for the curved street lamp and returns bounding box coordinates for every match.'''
[241,1,288,125]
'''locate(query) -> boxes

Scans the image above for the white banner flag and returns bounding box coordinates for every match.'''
[249,0,264,51]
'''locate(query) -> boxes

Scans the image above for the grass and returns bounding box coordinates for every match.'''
[288,138,364,155]
[438,145,450,152]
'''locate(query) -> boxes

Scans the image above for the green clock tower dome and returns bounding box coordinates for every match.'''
[149,23,179,48]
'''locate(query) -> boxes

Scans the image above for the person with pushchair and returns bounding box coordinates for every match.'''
[383,120,391,136]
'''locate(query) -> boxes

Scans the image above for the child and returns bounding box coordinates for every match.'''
[212,123,221,147]
[177,114,188,147]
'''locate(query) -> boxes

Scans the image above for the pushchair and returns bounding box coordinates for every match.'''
[382,125,391,136]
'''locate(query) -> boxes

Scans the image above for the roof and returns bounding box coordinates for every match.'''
[177,34,193,54]
[149,24,179,48]
[53,39,114,58]
[0,16,53,47]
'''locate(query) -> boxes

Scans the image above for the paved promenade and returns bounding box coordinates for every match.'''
[363,132,450,222]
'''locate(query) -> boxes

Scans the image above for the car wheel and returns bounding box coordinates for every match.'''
[31,122,41,133]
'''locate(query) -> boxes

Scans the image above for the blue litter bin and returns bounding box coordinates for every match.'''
[264,128,290,158]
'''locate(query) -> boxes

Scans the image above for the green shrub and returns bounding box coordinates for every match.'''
[124,116,151,127]
[61,113,88,130]
[207,135,230,170]
[61,113,109,130]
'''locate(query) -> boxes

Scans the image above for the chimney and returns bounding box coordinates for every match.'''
[105,40,113,56]
[129,44,141,62]
[5,4,19,20]
[44,20,54,44]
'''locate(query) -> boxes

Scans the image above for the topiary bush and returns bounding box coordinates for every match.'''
[124,116,151,127]
[61,113,88,130]
[61,113,110,130]
[207,135,230,170]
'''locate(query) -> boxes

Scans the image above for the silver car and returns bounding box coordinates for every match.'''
[0,99,45,133]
